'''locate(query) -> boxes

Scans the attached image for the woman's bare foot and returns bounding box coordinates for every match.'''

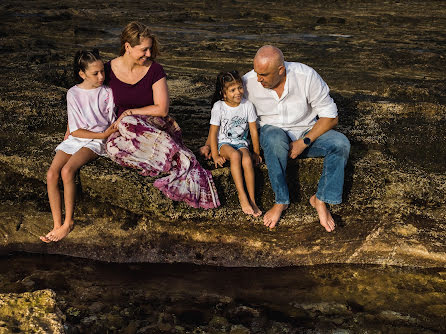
[263,204,288,229]
[310,195,335,232]
[45,221,74,242]
[250,202,262,217]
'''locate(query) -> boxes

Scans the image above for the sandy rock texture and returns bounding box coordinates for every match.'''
[0,0,445,267]
[0,289,65,333]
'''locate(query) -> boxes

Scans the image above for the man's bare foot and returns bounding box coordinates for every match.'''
[45,221,74,242]
[310,195,335,232]
[264,204,288,229]
[250,202,262,217]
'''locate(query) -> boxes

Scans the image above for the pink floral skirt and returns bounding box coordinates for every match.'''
[106,115,220,209]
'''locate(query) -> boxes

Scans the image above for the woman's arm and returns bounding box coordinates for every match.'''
[249,122,262,165]
[122,77,169,118]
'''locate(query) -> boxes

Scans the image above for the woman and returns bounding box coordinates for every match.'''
[105,21,219,209]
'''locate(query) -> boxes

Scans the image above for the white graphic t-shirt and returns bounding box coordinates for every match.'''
[210,98,257,147]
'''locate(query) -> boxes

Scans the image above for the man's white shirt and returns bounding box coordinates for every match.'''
[243,61,338,141]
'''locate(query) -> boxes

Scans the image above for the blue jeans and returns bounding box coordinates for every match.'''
[259,125,350,205]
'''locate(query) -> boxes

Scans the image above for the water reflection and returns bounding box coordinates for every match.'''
[1,253,444,333]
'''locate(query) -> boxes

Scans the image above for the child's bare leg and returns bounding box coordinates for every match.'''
[220,145,254,215]
[41,151,71,243]
[240,148,262,217]
[46,148,97,242]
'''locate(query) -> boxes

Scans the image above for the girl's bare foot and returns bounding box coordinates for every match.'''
[46,221,74,242]
[310,195,335,232]
[250,202,262,217]
[40,224,62,243]
[239,196,254,215]
[263,204,288,229]
[40,234,53,243]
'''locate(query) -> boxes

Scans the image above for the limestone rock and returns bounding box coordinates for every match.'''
[0,290,65,333]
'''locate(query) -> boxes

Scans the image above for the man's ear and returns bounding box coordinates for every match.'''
[278,65,285,76]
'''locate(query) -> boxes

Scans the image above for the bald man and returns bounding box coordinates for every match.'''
[242,45,350,231]
[200,46,349,231]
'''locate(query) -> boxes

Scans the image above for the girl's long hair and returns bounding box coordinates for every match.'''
[73,49,101,83]
[211,70,243,106]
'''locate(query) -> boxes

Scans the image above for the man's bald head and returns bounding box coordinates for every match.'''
[253,45,286,90]
[254,45,284,68]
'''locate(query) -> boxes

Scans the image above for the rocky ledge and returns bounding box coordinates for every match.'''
[0,0,445,268]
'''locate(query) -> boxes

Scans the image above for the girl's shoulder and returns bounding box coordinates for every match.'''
[240,98,255,108]
[66,85,80,99]
[211,99,225,110]
[101,85,113,94]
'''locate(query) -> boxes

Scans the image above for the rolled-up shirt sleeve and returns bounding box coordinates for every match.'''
[307,69,338,118]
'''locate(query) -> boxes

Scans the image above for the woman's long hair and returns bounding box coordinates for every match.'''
[120,21,159,58]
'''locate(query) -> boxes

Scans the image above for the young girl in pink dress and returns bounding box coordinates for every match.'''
[41,50,117,243]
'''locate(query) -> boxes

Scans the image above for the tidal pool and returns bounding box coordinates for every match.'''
[1,253,444,333]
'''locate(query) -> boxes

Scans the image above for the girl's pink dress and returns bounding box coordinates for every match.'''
[105,61,219,209]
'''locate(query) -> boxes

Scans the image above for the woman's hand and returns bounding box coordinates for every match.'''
[114,109,134,129]
[212,155,226,168]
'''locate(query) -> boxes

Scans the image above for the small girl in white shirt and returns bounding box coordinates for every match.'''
[209,70,262,217]
[40,49,117,243]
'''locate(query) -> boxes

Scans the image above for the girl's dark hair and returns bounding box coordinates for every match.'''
[211,70,243,105]
[73,48,102,83]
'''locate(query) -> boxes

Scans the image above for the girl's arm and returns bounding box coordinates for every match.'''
[71,123,118,140]
[64,123,70,140]
[249,122,262,165]
[209,125,226,168]
[199,130,212,159]
[115,77,169,126]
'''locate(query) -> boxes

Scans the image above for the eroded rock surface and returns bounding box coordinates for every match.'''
[0,289,64,333]
[0,0,445,268]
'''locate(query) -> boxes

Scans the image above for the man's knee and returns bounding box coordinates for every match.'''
[260,125,289,154]
[336,133,350,159]
[326,131,350,159]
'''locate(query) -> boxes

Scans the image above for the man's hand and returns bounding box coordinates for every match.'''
[212,155,226,168]
[289,139,307,159]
